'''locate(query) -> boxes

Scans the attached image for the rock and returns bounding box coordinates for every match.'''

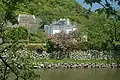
[54,64,59,68]
[32,62,119,69]
[88,65,92,68]
[101,64,106,68]
[117,64,120,68]
[78,64,82,68]
[33,66,39,69]
[40,64,44,68]
[95,64,100,68]
[83,64,88,68]
[48,64,52,69]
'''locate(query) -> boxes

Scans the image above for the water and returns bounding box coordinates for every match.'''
[39,69,120,80]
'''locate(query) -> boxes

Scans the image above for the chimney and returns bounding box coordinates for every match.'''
[66,18,70,25]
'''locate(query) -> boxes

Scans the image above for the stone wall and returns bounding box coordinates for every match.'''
[34,62,119,69]
[32,50,114,60]
[2,48,119,69]
[70,50,113,60]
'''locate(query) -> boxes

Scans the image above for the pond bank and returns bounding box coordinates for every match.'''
[33,62,120,69]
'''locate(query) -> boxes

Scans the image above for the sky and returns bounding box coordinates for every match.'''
[77,0,119,11]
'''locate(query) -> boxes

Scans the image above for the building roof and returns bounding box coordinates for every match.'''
[18,14,35,19]
[50,18,73,26]
[44,18,76,30]
[18,14,36,24]
[56,19,66,25]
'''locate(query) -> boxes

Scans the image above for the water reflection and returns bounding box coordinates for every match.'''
[39,69,120,80]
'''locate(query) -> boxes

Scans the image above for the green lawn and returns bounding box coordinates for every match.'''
[35,58,115,64]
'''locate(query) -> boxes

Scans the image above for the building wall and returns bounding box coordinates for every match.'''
[53,30,60,34]
[7,14,41,33]
[0,38,3,44]
[44,18,76,35]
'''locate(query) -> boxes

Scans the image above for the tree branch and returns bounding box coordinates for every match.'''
[0,43,19,79]
[3,65,7,80]
[99,2,106,8]
[0,55,18,77]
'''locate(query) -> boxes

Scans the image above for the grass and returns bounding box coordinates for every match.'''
[35,58,116,64]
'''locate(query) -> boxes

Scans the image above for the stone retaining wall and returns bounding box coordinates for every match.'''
[33,62,120,69]
[32,50,114,60]
[3,48,119,69]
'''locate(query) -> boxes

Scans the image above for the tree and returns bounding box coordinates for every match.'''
[14,0,86,24]
[46,31,78,59]
[29,29,47,43]
[84,0,120,19]
[3,27,28,42]
[83,0,120,65]
[0,0,40,80]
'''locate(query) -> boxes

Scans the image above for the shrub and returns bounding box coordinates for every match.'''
[45,32,78,59]
[3,27,28,41]
[26,43,47,54]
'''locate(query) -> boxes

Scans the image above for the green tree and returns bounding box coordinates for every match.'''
[83,0,120,19]
[0,0,40,80]
[83,0,120,64]
[3,27,28,42]
[29,29,46,43]
[15,0,86,24]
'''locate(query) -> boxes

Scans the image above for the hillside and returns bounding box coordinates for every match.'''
[15,0,86,24]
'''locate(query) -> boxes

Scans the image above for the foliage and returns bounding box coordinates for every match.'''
[0,43,40,80]
[29,29,46,43]
[84,0,120,62]
[3,27,28,41]
[14,0,87,24]
[0,1,120,80]
[83,12,120,64]
[84,0,120,19]
[46,31,79,59]
[112,45,120,64]
[0,0,41,80]
[84,13,120,50]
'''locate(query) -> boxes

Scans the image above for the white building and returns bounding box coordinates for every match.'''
[44,18,76,35]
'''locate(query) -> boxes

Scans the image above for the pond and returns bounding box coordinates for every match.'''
[39,68,120,80]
